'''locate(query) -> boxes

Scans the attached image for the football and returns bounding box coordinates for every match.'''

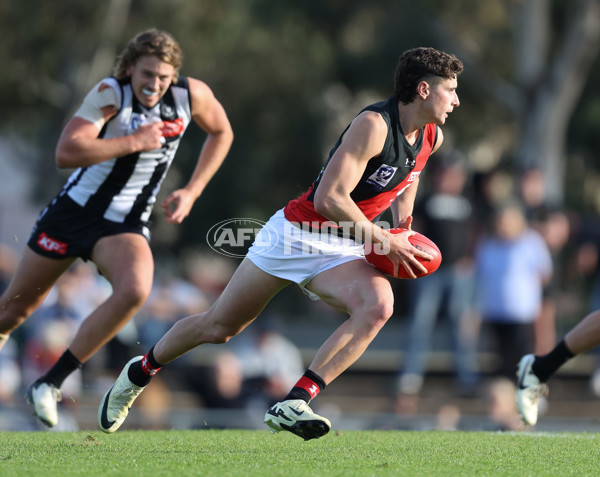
[364,228,442,279]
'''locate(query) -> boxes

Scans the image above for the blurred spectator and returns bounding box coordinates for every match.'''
[232,320,305,408]
[396,156,479,410]
[0,335,30,431]
[472,169,515,238]
[0,244,21,407]
[474,199,553,378]
[529,208,570,354]
[181,250,237,304]
[519,168,547,218]
[21,271,83,384]
[0,244,19,296]
[136,268,211,349]
[519,169,570,354]
[43,263,113,389]
[435,403,462,431]
[181,319,304,412]
[0,337,21,405]
[484,377,523,431]
[185,351,246,410]
[569,217,600,396]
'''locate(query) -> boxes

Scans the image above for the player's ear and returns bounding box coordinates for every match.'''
[417,81,429,100]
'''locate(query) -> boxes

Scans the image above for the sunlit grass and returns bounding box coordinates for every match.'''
[1,429,599,476]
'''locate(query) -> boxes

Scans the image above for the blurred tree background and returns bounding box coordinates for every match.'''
[1,0,599,259]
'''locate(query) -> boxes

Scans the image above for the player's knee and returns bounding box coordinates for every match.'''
[200,317,245,345]
[372,299,394,326]
[114,279,151,309]
[361,290,395,329]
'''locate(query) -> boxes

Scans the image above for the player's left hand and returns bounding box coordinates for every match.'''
[160,189,196,224]
[387,228,431,278]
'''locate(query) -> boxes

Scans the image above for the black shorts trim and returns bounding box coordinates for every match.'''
[27,194,150,260]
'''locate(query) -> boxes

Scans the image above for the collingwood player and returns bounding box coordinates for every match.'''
[0,28,233,428]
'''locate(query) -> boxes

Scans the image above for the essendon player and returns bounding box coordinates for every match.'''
[99,47,463,440]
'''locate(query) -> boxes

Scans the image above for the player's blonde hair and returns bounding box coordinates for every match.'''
[113,29,183,82]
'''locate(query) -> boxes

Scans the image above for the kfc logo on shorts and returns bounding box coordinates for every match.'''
[37,232,67,255]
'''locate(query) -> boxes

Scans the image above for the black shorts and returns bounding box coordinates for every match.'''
[27,194,150,261]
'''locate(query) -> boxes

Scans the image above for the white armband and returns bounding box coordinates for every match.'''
[74,82,119,130]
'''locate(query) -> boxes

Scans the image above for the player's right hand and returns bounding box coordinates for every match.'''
[134,122,165,151]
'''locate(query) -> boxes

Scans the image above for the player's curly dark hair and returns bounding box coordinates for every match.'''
[113,28,183,82]
[394,47,463,104]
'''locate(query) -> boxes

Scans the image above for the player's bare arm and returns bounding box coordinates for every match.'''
[314,111,386,231]
[314,111,427,276]
[160,78,233,224]
[391,177,419,229]
[182,77,233,198]
[55,86,165,169]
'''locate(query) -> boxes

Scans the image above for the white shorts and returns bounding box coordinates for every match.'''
[247,209,365,300]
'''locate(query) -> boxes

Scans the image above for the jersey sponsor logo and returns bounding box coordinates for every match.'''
[394,171,421,198]
[37,232,67,254]
[129,113,183,138]
[366,164,398,190]
[161,118,185,138]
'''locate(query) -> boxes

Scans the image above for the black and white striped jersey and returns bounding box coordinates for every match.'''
[61,76,192,225]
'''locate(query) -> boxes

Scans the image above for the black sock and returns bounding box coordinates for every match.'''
[40,349,82,389]
[531,339,575,382]
[128,346,162,387]
[145,346,163,369]
[284,370,326,403]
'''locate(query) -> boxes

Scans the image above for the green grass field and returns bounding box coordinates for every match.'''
[1,429,599,476]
